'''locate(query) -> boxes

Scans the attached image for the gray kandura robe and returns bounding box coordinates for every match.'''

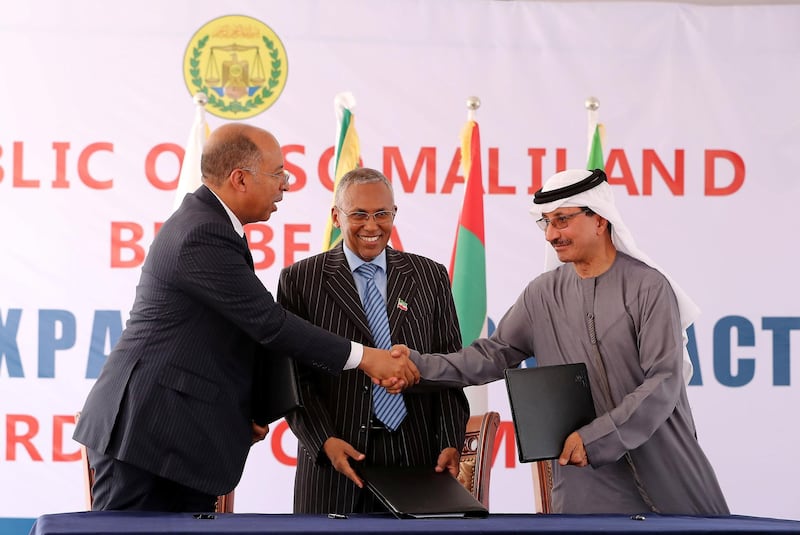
[411,252,729,515]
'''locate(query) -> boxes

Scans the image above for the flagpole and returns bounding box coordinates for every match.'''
[585,96,599,159]
[461,95,489,416]
[466,95,479,122]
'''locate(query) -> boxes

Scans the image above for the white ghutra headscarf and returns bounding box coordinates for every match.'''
[530,169,697,383]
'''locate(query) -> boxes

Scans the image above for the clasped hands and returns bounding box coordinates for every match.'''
[252,345,414,447]
[358,344,414,393]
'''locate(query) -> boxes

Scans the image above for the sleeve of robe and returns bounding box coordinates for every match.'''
[409,284,536,386]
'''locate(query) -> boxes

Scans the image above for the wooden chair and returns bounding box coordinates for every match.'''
[456,411,500,509]
[532,460,553,513]
[75,412,234,513]
[75,412,95,511]
[215,490,235,513]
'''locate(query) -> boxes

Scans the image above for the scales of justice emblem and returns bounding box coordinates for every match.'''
[183,15,289,119]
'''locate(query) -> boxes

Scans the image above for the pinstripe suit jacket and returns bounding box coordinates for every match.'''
[278,243,469,514]
[73,185,351,497]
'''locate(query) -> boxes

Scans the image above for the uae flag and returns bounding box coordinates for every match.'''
[449,119,487,346]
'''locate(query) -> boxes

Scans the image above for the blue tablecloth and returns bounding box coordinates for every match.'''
[28,511,800,535]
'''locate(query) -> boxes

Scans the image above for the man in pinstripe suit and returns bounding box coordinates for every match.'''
[278,167,469,514]
[73,125,418,512]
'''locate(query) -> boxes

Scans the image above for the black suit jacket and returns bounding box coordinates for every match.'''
[278,243,469,514]
[73,185,351,496]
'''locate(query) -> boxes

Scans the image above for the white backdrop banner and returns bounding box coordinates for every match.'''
[1,0,799,524]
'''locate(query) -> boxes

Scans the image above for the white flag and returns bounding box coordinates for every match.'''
[173,93,210,212]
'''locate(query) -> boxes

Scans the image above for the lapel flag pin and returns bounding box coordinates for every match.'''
[396,298,408,312]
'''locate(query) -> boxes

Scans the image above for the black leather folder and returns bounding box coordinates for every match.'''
[251,353,303,426]
[360,465,489,519]
[504,362,596,462]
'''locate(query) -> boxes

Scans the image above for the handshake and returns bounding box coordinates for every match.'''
[358,344,413,394]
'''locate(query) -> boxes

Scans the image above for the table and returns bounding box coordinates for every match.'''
[28,511,800,534]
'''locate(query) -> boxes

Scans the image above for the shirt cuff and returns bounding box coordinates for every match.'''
[343,341,363,370]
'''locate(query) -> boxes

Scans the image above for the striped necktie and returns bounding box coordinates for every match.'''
[355,262,407,431]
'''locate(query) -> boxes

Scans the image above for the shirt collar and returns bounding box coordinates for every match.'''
[342,243,387,274]
[207,186,245,237]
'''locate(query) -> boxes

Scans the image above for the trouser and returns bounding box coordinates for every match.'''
[87,448,217,512]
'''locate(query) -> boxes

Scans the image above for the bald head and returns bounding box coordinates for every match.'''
[201,123,280,187]
[200,123,287,225]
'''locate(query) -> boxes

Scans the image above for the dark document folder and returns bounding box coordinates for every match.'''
[251,353,303,426]
[504,362,596,463]
[361,465,489,519]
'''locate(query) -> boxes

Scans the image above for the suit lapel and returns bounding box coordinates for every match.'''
[241,234,254,270]
[321,244,373,342]
[386,248,417,342]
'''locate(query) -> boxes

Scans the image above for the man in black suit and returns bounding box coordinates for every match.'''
[73,124,418,512]
[279,167,469,514]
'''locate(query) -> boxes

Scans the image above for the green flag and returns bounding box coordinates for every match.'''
[587,124,604,171]
[323,93,361,250]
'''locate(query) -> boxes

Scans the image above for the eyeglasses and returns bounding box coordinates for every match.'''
[337,208,396,223]
[241,168,292,187]
[535,207,592,231]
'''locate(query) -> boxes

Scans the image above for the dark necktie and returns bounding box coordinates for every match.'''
[355,262,407,431]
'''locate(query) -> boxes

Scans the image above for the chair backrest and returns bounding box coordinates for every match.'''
[75,413,94,511]
[456,411,500,509]
[75,412,234,513]
[532,460,553,513]
[215,491,235,513]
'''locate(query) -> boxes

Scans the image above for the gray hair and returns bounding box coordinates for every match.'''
[333,167,394,209]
